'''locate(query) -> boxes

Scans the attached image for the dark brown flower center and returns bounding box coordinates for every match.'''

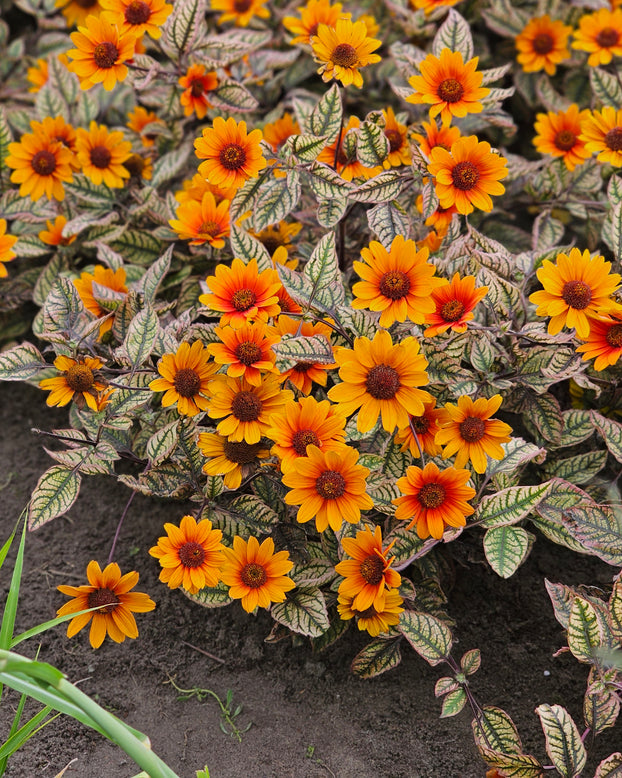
[75,0,97,7]
[356,604,378,619]
[90,145,113,169]
[219,143,246,171]
[231,288,256,311]
[235,341,262,365]
[336,146,351,166]
[87,587,119,613]
[459,416,486,442]
[93,41,119,70]
[231,390,262,421]
[411,414,430,434]
[532,32,554,55]
[191,79,205,97]
[440,299,466,322]
[606,323,622,348]
[359,554,384,585]
[32,149,57,176]
[417,482,446,508]
[554,130,576,152]
[178,541,206,568]
[123,154,145,177]
[125,0,151,24]
[260,235,281,255]
[596,27,619,48]
[65,364,95,393]
[561,280,592,310]
[437,78,465,103]
[315,470,346,499]
[365,364,400,400]
[223,439,261,463]
[384,128,403,152]
[605,127,622,152]
[379,270,410,300]
[198,220,221,237]
[291,428,320,457]
[173,367,202,397]
[331,43,359,68]
[233,0,252,11]
[308,22,320,38]
[240,562,267,588]
[293,361,314,373]
[451,161,480,190]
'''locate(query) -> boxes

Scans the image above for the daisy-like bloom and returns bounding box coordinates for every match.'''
[194,117,266,192]
[221,536,295,613]
[424,273,488,337]
[199,257,281,329]
[56,0,102,28]
[394,462,476,540]
[576,313,622,371]
[263,113,301,153]
[337,588,403,637]
[415,195,457,235]
[207,374,293,444]
[175,174,238,205]
[335,525,401,612]
[410,0,460,13]
[515,15,572,75]
[533,105,591,172]
[428,135,508,215]
[0,220,17,278]
[74,265,128,335]
[123,152,152,181]
[394,399,445,458]
[317,116,380,180]
[179,64,218,120]
[198,432,269,489]
[283,0,350,45]
[529,248,622,339]
[435,394,513,474]
[5,132,73,202]
[417,229,444,254]
[27,59,48,92]
[169,192,231,248]
[251,221,302,264]
[382,107,410,169]
[352,235,446,328]
[39,215,77,247]
[276,285,303,315]
[407,49,490,127]
[67,15,137,91]
[100,0,172,39]
[76,121,132,188]
[149,341,218,416]
[357,12,379,38]
[282,445,374,532]
[57,561,154,649]
[149,515,225,595]
[39,355,108,411]
[127,106,164,147]
[30,116,79,170]
[211,0,269,27]
[311,18,381,89]
[328,330,431,434]
[267,396,346,472]
[572,8,622,66]
[207,321,279,385]
[412,120,461,160]
[269,314,335,394]
[580,107,622,166]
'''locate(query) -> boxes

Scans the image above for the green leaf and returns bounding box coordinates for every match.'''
[290,558,335,587]
[350,637,402,678]
[42,277,86,336]
[485,437,546,477]
[145,421,179,466]
[65,175,116,208]
[306,162,354,200]
[472,706,523,755]
[610,202,622,262]
[350,170,404,204]
[356,121,389,167]
[584,684,620,735]
[568,597,604,663]
[527,392,563,444]
[14,233,49,258]
[440,689,467,718]
[303,231,345,310]
[308,83,342,143]
[461,648,481,676]
[151,146,192,188]
[0,108,12,188]
[317,197,347,228]
[111,230,161,266]
[223,494,278,532]
[272,334,334,371]
[433,9,474,60]
[476,482,553,528]
[469,336,494,373]
[383,526,424,567]
[561,503,622,566]
[535,704,586,778]
[483,526,534,578]
[28,466,81,530]
[275,263,316,308]
[544,449,608,485]
[558,410,594,448]
[121,305,159,367]
[366,202,409,248]
[36,83,68,122]
[595,753,622,777]
[252,173,300,232]
[184,582,233,609]
[228,171,270,222]
[137,246,172,303]
[164,0,204,56]
[610,579,622,641]
[590,67,622,108]
[33,254,71,307]
[271,587,330,638]
[311,608,350,653]
[228,224,272,269]
[209,81,258,112]
[477,748,543,778]
[398,611,452,666]
[44,442,119,476]
[283,134,327,162]
[0,342,46,381]
[591,412,622,463]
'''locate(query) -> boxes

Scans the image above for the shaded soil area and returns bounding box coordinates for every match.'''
[0,382,620,778]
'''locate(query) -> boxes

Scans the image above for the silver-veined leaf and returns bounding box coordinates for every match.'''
[308,83,342,143]
[303,230,345,310]
[350,637,402,678]
[0,342,47,381]
[433,9,474,60]
[398,610,452,666]
[483,526,534,578]
[271,587,330,637]
[567,597,604,663]
[535,704,586,778]
[28,466,81,530]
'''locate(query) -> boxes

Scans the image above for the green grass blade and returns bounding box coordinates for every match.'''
[0,690,28,775]
[0,526,17,573]
[11,608,100,648]
[0,518,27,651]
[0,707,58,761]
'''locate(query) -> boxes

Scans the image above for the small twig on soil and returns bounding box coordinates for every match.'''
[181,639,226,665]
[107,489,138,565]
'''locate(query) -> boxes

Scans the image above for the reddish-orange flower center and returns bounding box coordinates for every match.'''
[440,299,466,322]
[308,22,320,38]
[437,78,465,103]
[32,150,57,176]
[240,562,267,588]
[359,554,384,585]
[315,470,346,499]
[219,143,247,171]
[606,323,622,348]
[294,361,314,373]
[411,414,430,434]
[90,145,113,169]
[291,428,320,457]
[235,341,263,365]
[366,364,400,399]
[231,288,256,311]
[124,155,145,177]
[178,541,206,568]
[198,220,221,237]
[596,27,619,47]
[191,79,205,97]
[231,391,262,421]
[385,129,403,152]
[417,482,446,508]
[173,367,201,397]
[87,587,119,613]
[379,270,411,300]
[532,32,554,54]
[76,0,98,7]
[331,43,358,67]
[125,0,151,24]
[554,130,576,152]
[562,280,592,310]
[460,416,486,442]
[451,161,480,191]
[93,41,119,70]
[233,0,252,11]
[65,364,95,393]
[605,127,622,152]
[223,439,261,463]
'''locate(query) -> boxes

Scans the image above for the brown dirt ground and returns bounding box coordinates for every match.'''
[0,382,620,778]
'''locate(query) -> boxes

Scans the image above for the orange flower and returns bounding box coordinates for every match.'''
[123,152,152,181]
[5,132,73,202]
[533,105,591,171]
[179,64,218,119]
[38,216,75,247]
[435,394,513,474]
[169,192,231,248]
[572,8,622,66]
[27,59,48,92]
[352,235,445,327]
[580,107,622,166]
[73,265,128,335]
[175,173,238,205]
[337,588,403,636]
[282,444,373,532]
[57,561,155,649]
[417,229,444,254]
[428,135,508,215]
[311,18,381,89]
[412,120,461,159]
[394,399,445,458]
[199,257,281,329]
[263,112,300,152]
[251,220,302,263]
[149,515,225,594]
[56,0,102,28]
[283,0,350,45]
[67,15,137,91]
[394,462,476,540]
[416,196,457,235]
[100,0,172,39]
[269,314,335,394]
[220,536,295,613]
[381,107,410,168]
[198,433,269,489]
[317,116,380,180]
[0,220,17,278]
[424,273,488,337]
[127,106,164,147]
[576,313,622,371]
[207,321,279,385]
[30,116,79,171]
[76,121,132,188]
[407,49,490,127]
[515,14,572,75]
[211,0,269,27]
[410,0,460,13]
[335,525,401,611]
[276,285,303,315]
[39,355,108,411]
[149,341,217,416]
[194,117,266,191]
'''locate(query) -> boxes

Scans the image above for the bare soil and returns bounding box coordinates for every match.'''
[0,382,619,778]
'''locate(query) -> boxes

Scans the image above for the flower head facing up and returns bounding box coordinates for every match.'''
[435,394,513,474]
[529,248,622,339]
[207,321,278,386]
[68,15,138,91]
[198,432,269,489]
[515,15,572,75]
[0,220,17,278]
[194,117,266,191]
[220,536,295,612]
[335,525,401,612]
[424,273,488,337]
[337,588,404,637]
[169,191,231,248]
[76,121,132,188]
[6,131,74,202]
[100,0,172,39]
[576,313,622,371]
[284,0,350,45]
[283,445,373,532]
[149,341,217,416]
[407,49,490,126]
[394,462,476,540]
[533,104,591,171]
[73,265,128,335]
[572,8,622,66]
[39,355,108,411]
[211,0,269,27]
[149,515,225,594]
[179,64,218,119]
[311,18,381,88]
[580,107,622,166]
[57,561,155,649]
